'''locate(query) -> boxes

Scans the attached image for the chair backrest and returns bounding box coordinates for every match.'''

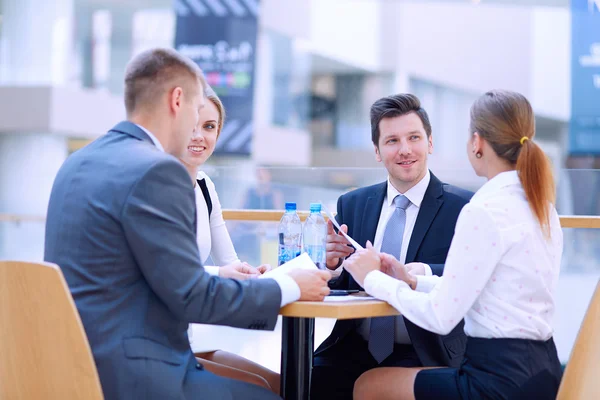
[557,280,600,400]
[0,261,104,399]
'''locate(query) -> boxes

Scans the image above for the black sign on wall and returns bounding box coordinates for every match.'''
[174,0,260,155]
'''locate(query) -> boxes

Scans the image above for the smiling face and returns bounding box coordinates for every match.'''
[375,112,433,193]
[180,99,221,168]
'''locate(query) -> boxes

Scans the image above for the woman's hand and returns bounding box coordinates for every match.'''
[256,264,272,274]
[379,253,417,290]
[343,241,381,287]
[219,261,261,280]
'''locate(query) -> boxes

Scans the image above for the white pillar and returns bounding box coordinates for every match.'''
[0,0,74,85]
[0,0,72,260]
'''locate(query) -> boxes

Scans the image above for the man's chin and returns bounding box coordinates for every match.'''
[390,167,425,186]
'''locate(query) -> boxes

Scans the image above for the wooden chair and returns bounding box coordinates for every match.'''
[557,280,600,399]
[0,261,104,399]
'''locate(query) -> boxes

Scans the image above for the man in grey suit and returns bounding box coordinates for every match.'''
[44,48,331,400]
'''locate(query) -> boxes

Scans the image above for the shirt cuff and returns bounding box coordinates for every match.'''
[364,270,410,302]
[415,275,440,293]
[330,264,344,279]
[423,264,433,276]
[271,274,301,307]
[204,266,220,276]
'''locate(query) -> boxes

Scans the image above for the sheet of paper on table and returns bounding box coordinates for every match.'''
[259,252,318,279]
[323,295,376,302]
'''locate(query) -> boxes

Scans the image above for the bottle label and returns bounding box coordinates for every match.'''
[278,245,301,266]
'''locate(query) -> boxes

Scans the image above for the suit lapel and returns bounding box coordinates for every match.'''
[348,182,386,290]
[405,172,444,263]
[359,182,387,246]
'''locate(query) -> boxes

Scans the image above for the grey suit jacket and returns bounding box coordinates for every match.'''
[44,121,282,399]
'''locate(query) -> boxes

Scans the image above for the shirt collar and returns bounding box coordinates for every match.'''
[386,170,431,208]
[134,124,165,152]
[471,170,520,202]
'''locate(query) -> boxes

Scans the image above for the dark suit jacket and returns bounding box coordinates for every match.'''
[44,122,282,399]
[316,172,473,368]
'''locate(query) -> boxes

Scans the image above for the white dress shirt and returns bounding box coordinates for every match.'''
[135,123,300,307]
[194,172,239,268]
[358,171,433,344]
[364,170,563,340]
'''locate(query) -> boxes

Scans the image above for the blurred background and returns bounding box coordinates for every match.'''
[0,0,598,372]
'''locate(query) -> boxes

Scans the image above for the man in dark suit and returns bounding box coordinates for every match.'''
[44,48,331,400]
[311,94,473,399]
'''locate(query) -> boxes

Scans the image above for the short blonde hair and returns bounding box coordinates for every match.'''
[204,86,226,137]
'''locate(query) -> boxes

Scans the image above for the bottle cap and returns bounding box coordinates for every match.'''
[309,203,322,213]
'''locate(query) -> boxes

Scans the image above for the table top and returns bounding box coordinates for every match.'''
[279,293,400,319]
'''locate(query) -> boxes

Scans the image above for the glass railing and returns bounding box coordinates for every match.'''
[1,167,599,369]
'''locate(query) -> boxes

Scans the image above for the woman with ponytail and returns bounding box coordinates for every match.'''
[344,90,563,400]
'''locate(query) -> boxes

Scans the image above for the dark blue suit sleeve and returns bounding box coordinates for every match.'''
[328,195,351,289]
[429,264,445,277]
[121,158,282,329]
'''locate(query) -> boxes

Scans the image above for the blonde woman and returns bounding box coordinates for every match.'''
[179,87,280,394]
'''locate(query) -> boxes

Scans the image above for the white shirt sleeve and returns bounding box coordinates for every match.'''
[415,275,440,293]
[205,176,240,266]
[423,264,433,276]
[271,275,302,307]
[364,204,504,335]
[204,266,220,276]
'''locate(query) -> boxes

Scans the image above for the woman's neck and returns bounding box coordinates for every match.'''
[486,160,515,181]
[182,163,199,187]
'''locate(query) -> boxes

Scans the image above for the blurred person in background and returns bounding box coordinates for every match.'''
[347,90,563,400]
[178,86,280,394]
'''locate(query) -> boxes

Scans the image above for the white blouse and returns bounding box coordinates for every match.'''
[364,170,563,340]
[194,171,239,267]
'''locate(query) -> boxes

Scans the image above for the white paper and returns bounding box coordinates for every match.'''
[320,202,364,251]
[259,252,318,279]
[324,295,375,302]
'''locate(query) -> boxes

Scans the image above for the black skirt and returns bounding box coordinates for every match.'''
[414,337,562,400]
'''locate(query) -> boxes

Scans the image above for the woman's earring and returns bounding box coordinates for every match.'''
[476,152,482,159]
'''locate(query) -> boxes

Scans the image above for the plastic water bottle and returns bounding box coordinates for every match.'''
[303,203,327,270]
[278,202,302,266]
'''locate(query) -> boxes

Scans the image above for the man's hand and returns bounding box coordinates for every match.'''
[288,269,332,301]
[343,241,380,287]
[219,261,261,280]
[326,219,354,270]
[379,253,417,290]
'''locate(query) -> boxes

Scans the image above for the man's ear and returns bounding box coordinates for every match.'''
[374,145,382,163]
[428,134,434,155]
[169,87,184,114]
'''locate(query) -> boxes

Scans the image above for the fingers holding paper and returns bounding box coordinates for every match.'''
[326,219,354,269]
[343,241,381,287]
[288,269,332,301]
